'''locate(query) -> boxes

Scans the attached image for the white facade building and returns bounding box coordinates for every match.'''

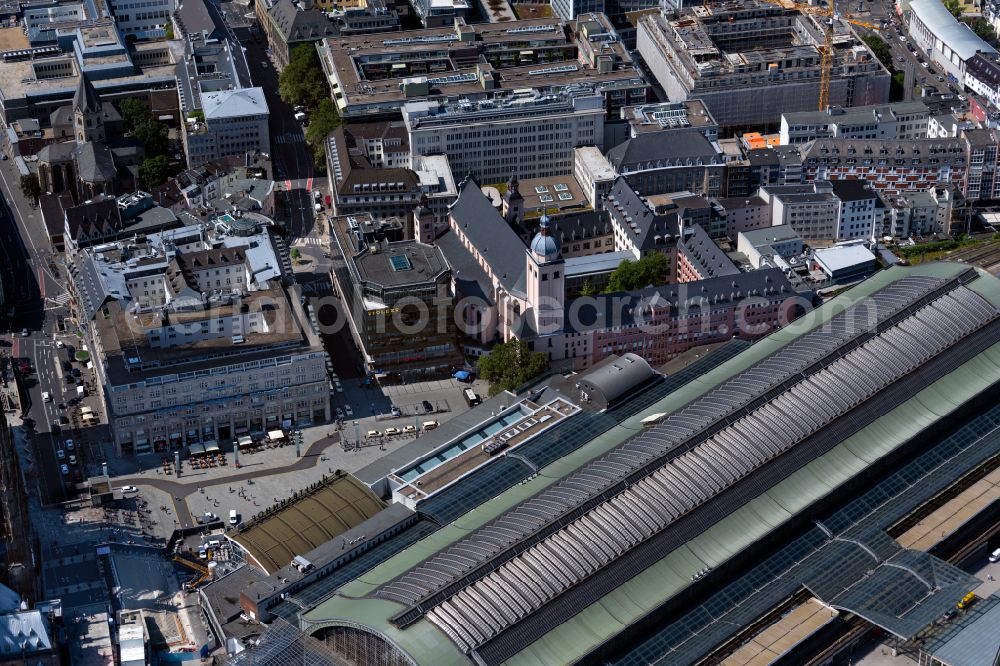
[108,0,176,38]
[403,90,605,184]
[779,102,930,145]
[186,88,270,167]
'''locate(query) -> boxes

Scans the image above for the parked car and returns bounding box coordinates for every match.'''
[365,430,381,439]
[334,381,343,393]
[68,455,77,466]
[56,341,65,349]
[989,547,1000,563]
[65,439,74,451]
[42,392,52,403]
[60,464,69,476]
[390,405,402,417]
[56,448,65,461]
[120,485,138,494]
[384,427,400,436]
[344,404,353,417]
[422,400,434,413]
[20,328,28,337]
[403,425,417,434]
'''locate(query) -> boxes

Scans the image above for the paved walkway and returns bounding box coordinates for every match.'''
[114,434,340,528]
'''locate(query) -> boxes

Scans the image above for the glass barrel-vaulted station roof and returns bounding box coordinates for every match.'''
[300,263,1000,666]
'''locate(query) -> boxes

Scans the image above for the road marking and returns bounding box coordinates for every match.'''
[37,266,44,299]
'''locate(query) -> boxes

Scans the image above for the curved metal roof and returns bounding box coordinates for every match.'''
[910,0,997,62]
[576,353,656,407]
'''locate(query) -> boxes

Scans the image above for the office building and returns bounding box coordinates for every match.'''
[737,224,804,269]
[263,0,337,69]
[316,14,648,118]
[403,89,605,184]
[328,213,464,381]
[325,126,457,224]
[621,100,718,142]
[70,220,329,456]
[637,2,890,127]
[175,0,269,168]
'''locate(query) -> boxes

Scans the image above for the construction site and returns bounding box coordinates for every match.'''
[636,0,891,127]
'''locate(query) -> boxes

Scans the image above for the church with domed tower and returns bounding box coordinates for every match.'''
[435,174,806,370]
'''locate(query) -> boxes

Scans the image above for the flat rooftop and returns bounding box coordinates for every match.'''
[97,287,313,384]
[390,397,579,502]
[319,15,644,115]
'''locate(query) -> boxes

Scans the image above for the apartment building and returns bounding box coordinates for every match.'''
[801,138,968,197]
[884,189,951,238]
[963,128,1000,201]
[71,222,328,456]
[780,101,930,145]
[403,90,605,183]
[758,180,879,242]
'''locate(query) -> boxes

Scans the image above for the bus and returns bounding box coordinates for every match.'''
[463,388,481,407]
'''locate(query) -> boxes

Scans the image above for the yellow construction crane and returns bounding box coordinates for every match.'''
[173,555,212,589]
[761,0,881,109]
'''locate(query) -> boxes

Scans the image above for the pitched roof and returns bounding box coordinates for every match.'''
[606,132,721,170]
[677,223,739,278]
[605,176,681,251]
[201,87,268,120]
[446,177,527,295]
[65,197,123,241]
[72,74,101,115]
[267,0,337,42]
[74,141,117,184]
[174,0,224,40]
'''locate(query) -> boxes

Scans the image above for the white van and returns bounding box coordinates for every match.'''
[422,420,439,431]
[229,509,238,525]
[294,111,307,122]
[989,547,1000,563]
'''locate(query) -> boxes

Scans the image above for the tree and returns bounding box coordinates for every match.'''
[604,252,670,293]
[943,0,962,16]
[19,173,40,200]
[963,17,998,47]
[477,339,548,396]
[164,23,174,39]
[862,34,894,71]
[305,99,341,165]
[133,118,169,158]
[138,155,171,190]
[279,44,330,110]
[578,279,596,297]
[290,247,301,261]
[119,98,147,133]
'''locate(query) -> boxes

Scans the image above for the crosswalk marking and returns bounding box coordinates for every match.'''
[48,293,71,305]
[292,237,324,247]
[273,132,305,145]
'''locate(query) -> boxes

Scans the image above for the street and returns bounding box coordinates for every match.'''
[0,157,90,505]
[236,26,323,240]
